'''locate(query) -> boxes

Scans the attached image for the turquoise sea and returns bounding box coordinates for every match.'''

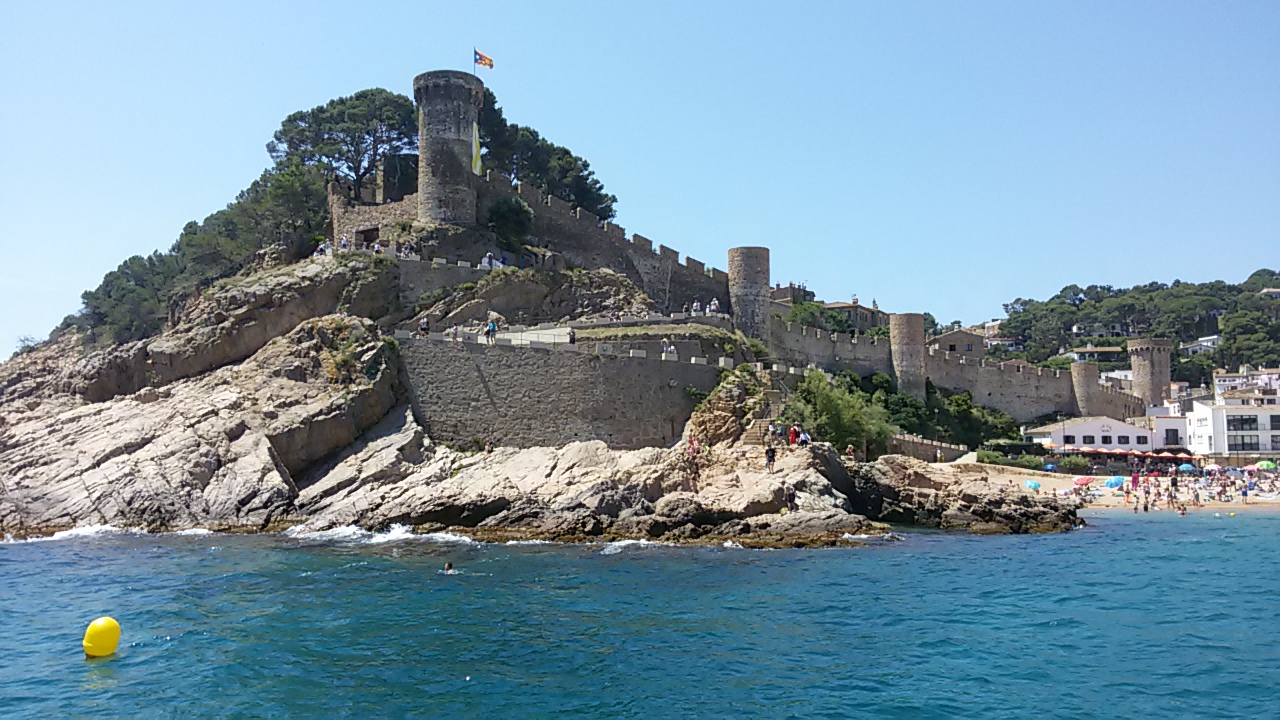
[3,511,1278,719]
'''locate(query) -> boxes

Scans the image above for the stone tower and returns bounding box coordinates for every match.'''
[889,313,927,400]
[727,247,770,342]
[1128,338,1173,408]
[1070,361,1100,416]
[413,70,485,225]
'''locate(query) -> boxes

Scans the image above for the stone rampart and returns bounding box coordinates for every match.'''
[397,260,489,303]
[924,351,1076,422]
[766,316,893,377]
[475,173,729,312]
[400,337,720,450]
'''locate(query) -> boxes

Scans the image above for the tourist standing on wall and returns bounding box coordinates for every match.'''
[765,447,776,473]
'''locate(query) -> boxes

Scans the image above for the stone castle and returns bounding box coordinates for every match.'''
[328,70,1161,448]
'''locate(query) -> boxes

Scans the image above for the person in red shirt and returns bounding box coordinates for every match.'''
[788,424,799,446]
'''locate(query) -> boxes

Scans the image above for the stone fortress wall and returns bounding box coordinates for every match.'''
[473,172,730,313]
[331,67,1159,445]
[399,336,721,450]
[766,316,894,378]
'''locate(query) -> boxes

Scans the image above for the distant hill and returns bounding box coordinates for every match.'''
[992,270,1280,384]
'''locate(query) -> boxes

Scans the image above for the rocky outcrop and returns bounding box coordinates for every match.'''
[290,423,887,547]
[55,254,399,402]
[415,266,655,328]
[0,316,401,536]
[843,454,1080,533]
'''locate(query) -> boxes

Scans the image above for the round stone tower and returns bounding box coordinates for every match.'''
[1070,361,1100,416]
[889,313,927,400]
[413,70,485,225]
[1127,338,1173,408]
[727,247,770,342]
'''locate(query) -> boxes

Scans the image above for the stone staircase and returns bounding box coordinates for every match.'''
[741,389,784,446]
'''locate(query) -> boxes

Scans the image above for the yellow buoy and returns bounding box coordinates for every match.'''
[83,617,121,658]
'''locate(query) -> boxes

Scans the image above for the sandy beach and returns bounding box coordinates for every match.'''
[963,463,1280,512]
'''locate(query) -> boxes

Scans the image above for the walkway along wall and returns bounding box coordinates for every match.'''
[400,338,721,450]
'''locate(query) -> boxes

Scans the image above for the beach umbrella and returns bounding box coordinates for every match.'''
[1024,480,1041,490]
[1257,461,1277,470]
[1242,464,1258,472]
[1043,463,1057,471]
[1226,468,1244,476]
[1204,463,1222,471]
[1074,476,1094,486]
[1157,451,1176,458]
[1077,446,1094,453]
[1105,477,1124,488]
[1178,463,1196,472]
[1176,452,1192,459]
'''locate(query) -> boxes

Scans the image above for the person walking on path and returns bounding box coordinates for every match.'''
[765,446,777,474]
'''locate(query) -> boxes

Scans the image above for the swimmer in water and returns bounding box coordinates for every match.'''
[443,562,457,574]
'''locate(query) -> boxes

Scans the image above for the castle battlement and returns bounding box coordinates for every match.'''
[480,171,729,286]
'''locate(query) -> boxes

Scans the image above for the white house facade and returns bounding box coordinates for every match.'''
[1186,390,1280,460]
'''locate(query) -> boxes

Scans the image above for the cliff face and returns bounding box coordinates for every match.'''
[0,316,401,535]
[54,254,399,403]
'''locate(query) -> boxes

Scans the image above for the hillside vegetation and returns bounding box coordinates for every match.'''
[45,87,614,350]
[992,270,1280,383]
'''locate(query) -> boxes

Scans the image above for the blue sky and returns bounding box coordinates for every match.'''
[2,0,1277,352]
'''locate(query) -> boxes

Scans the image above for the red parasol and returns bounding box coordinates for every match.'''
[1157,451,1176,458]
[1074,477,1094,486]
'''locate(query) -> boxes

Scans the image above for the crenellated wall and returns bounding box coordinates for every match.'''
[766,316,893,377]
[924,350,1076,421]
[475,172,730,312]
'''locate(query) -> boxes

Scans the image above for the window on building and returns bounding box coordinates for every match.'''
[1082,435,1096,445]
[1272,435,1280,449]
[1118,435,1130,444]
[965,343,973,352]
[1063,435,1076,444]
[1101,435,1113,445]
[1165,428,1180,446]
[1228,435,1260,452]
[1196,417,1207,427]
[1208,437,1213,451]
[1271,415,1280,430]
[948,344,957,352]
[1227,415,1258,431]
[1136,436,1149,445]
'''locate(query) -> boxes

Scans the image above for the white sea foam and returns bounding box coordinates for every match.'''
[841,532,906,542]
[598,539,669,555]
[4,524,151,543]
[505,539,556,545]
[167,528,214,536]
[284,524,478,545]
[722,540,745,549]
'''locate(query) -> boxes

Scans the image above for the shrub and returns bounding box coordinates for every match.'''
[1059,455,1089,473]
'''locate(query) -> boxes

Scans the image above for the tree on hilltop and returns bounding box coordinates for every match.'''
[479,89,618,221]
[267,88,416,198]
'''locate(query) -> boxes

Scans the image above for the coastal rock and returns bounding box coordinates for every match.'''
[0,316,401,537]
[843,454,1079,533]
[55,255,399,402]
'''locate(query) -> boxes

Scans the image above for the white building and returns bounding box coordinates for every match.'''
[1185,388,1280,460]
[1026,416,1152,452]
[1179,335,1220,357]
[1212,365,1280,399]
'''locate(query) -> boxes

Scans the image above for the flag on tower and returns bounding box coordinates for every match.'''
[474,49,494,69]
[472,122,483,176]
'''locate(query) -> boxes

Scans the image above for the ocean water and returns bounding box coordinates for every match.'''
[2,512,1278,719]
